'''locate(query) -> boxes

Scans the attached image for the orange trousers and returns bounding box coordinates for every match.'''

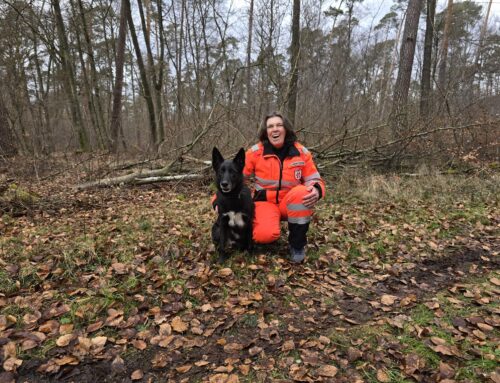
[253,185,312,244]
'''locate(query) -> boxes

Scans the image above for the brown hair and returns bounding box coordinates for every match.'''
[258,111,297,144]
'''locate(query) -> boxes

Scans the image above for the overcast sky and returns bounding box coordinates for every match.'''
[341,0,499,30]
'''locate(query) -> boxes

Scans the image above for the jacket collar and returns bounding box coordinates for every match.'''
[262,140,300,157]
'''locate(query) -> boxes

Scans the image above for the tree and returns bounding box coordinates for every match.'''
[287,0,300,124]
[52,0,89,150]
[437,0,453,111]
[390,0,423,139]
[110,0,128,152]
[420,0,436,118]
[246,0,255,107]
[124,0,158,147]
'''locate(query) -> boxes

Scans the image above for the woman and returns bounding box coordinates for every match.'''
[243,112,325,262]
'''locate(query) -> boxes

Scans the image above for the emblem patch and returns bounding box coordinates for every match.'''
[294,169,302,180]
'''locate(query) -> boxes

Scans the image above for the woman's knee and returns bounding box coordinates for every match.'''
[253,226,280,244]
[286,185,309,202]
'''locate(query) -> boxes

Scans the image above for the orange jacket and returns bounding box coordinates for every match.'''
[244,141,325,204]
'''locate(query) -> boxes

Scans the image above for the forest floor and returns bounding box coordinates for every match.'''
[0,156,499,383]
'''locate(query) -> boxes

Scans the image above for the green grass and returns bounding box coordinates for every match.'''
[0,269,17,294]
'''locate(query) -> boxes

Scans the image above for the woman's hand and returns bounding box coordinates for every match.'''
[302,185,320,208]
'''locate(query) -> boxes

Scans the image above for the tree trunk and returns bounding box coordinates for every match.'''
[245,0,254,107]
[124,0,158,147]
[77,0,109,148]
[0,97,17,157]
[472,0,492,84]
[110,0,128,152]
[287,0,300,124]
[437,0,453,111]
[137,0,163,142]
[155,0,166,142]
[420,0,436,118]
[70,0,105,149]
[51,0,89,150]
[390,0,423,139]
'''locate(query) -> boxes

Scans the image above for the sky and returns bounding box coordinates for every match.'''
[356,0,500,28]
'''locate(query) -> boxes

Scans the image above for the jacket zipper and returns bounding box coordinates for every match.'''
[276,157,283,204]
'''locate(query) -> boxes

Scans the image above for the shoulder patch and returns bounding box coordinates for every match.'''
[251,144,260,152]
[301,146,309,154]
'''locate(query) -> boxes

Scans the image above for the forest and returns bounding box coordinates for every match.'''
[0,0,498,167]
[0,0,499,382]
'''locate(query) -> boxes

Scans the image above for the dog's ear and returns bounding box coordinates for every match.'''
[234,148,245,171]
[212,147,224,171]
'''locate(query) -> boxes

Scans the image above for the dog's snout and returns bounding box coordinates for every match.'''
[221,181,229,188]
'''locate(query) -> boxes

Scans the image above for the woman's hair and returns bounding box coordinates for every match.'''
[258,111,297,144]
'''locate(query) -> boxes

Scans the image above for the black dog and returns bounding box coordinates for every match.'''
[211,147,254,262]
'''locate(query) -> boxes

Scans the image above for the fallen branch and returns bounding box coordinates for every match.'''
[75,159,176,190]
[134,174,203,184]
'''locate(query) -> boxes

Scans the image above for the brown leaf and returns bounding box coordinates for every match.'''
[282,340,295,352]
[86,320,103,333]
[152,335,175,347]
[2,358,22,372]
[489,277,500,286]
[477,323,494,332]
[248,346,263,356]
[56,334,75,347]
[37,359,60,374]
[46,304,70,319]
[387,314,409,329]
[472,329,486,340]
[376,369,391,382]
[404,353,425,375]
[430,337,447,346]
[318,335,330,345]
[59,323,74,334]
[0,315,16,331]
[289,365,308,381]
[171,316,188,333]
[239,364,250,375]
[316,364,338,377]
[490,371,500,383]
[223,343,244,353]
[77,337,92,353]
[91,336,107,348]
[39,320,59,334]
[23,311,41,327]
[175,365,192,373]
[201,303,214,312]
[112,262,128,275]
[218,268,233,277]
[159,323,172,336]
[132,339,147,350]
[381,294,397,306]
[195,360,210,367]
[431,344,454,356]
[346,347,363,362]
[3,342,16,359]
[151,352,169,368]
[20,339,38,351]
[438,361,455,379]
[55,356,79,366]
[131,369,143,380]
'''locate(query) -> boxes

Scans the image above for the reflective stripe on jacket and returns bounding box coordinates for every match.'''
[244,141,326,204]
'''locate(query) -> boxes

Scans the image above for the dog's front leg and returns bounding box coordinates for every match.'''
[217,221,229,262]
[246,224,254,254]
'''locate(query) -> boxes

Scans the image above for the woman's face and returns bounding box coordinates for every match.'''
[266,116,286,149]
